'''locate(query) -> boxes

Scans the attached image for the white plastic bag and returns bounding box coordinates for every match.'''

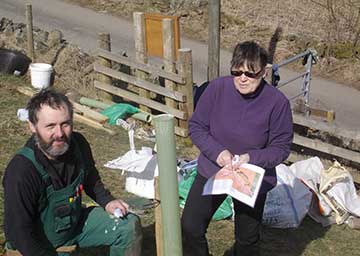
[124,155,158,199]
[104,125,158,199]
[289,157,332,216]
[319,161,360,224]
[104,147,158,199]
[289,158,360,224]
[104,147,155,174]
[262,164,312,228]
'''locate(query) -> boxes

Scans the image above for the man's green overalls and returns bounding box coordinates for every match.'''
[6,145,142,256]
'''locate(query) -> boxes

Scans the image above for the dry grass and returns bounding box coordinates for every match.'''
[62,0,360,91]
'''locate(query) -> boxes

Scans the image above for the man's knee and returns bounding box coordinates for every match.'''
[121,214,143,256]
[130,214,142,244]
[118,214,142,255]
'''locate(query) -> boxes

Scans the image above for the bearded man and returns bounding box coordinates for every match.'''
[3,89,142,256]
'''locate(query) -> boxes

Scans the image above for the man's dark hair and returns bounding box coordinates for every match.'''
[231,41,268,71]
[27,89,73,124]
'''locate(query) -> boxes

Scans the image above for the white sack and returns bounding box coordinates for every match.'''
[262,164,312,228]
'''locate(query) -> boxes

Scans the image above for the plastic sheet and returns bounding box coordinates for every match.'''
[101,103,139,125]
[0,48,31,76]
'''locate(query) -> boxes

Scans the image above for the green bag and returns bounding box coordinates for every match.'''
[101,103,139,125]
[178,168,233,220]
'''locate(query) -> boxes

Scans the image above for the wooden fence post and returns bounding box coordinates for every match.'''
[133,12,151,112]
[208,0,220,81]
[162,18,178,125]
[97,33,113,101]
[178,48,194,132]
[26,4,35,61]
[154,177,163,256]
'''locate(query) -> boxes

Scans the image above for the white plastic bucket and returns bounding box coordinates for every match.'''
[29,63,53,89]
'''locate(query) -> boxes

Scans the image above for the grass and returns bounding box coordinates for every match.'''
[0,75,359,255]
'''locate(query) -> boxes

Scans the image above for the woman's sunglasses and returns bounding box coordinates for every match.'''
[230,69,263,78]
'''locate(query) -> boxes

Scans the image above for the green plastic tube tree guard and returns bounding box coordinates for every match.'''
[79,97,111,110]
[132,112,152,123]
[154,114,183,256]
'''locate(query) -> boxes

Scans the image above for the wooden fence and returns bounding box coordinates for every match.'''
[290,113,360,181]
[93,12,193,137]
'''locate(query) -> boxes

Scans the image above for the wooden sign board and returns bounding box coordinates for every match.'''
[144,13,180,59]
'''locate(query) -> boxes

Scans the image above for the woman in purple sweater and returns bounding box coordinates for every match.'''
[181,41,293,256]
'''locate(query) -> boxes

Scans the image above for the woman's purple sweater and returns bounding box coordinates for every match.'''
[189,76,293,193]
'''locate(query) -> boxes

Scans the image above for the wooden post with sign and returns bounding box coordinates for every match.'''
[134,12,151,112]
[144,13,180,59]
[94,12,193,137]
[162,18,178,125]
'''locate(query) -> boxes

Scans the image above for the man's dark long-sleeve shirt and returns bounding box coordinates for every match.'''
[3,132,114,256]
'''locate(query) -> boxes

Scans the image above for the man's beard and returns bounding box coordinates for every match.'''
[34,132,71,158]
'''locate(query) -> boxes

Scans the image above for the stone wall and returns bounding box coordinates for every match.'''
[0,17,98,98]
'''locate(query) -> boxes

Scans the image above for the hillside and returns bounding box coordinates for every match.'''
[64,0,360,91]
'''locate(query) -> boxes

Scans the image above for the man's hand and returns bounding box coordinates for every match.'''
[216,150,233,168]
[105,199,129,217]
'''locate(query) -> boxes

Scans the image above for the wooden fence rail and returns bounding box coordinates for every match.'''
[97,49,185,84]
[291,113,360,168]
[94,80,187,120]
[94,50,193,137]
[93,62,186,102]
[293,134,360,163]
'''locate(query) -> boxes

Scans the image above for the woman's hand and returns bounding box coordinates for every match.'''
[232,153,250,169]
[105,199,129,217]
[216,150,233,168]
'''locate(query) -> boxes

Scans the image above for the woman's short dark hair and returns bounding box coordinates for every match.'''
[27,89,73,124]
[231,41,268,71]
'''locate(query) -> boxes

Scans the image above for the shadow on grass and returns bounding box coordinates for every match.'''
[212,215,330,256]
[259,216,330,256]
[220,216,330,256]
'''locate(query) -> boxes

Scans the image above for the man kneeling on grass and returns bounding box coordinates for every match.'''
[3,89,142,256]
